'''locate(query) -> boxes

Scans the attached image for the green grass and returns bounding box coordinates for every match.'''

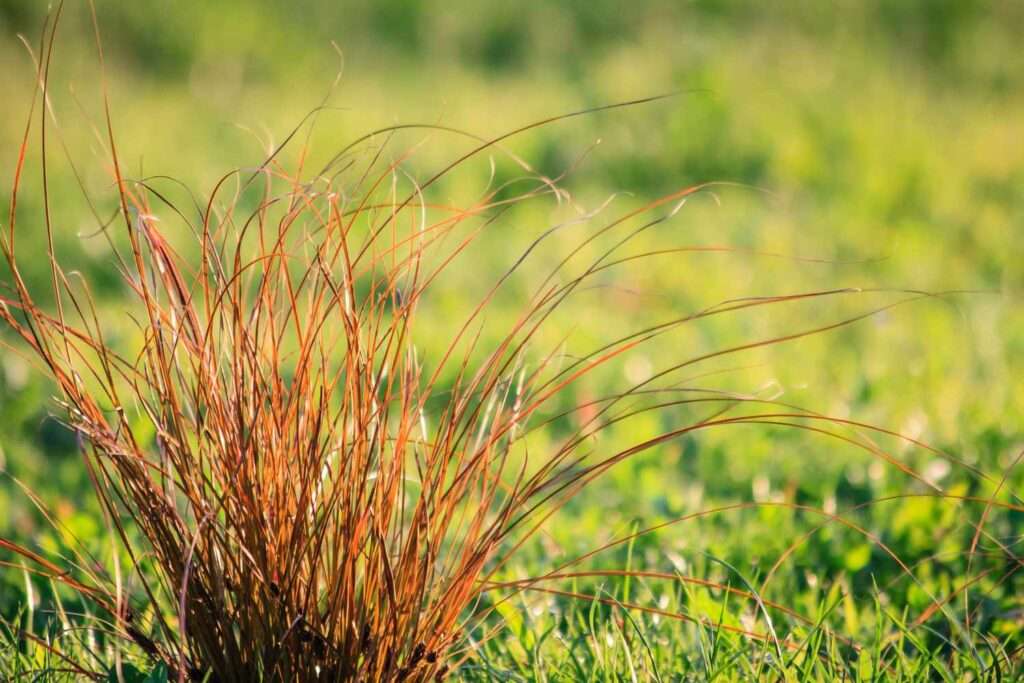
[1,1,1022,680]
[4,565,1022,681]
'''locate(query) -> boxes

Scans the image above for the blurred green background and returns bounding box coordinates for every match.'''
[1,0,1023,671]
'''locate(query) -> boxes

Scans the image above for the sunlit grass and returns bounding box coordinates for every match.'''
[1,2,1022,681]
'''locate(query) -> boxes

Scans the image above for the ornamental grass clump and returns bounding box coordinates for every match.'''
[0,5,978,682]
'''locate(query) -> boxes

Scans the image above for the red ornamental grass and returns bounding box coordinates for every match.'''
[0,4,978,682]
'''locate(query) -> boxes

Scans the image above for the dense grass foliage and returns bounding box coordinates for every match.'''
[1,2,1022,681]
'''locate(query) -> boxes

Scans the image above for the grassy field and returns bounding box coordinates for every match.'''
[1,2,1023,680]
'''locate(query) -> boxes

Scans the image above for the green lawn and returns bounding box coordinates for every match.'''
[1,2,1022,680]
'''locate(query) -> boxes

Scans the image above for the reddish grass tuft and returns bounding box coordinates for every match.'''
[0,4,993,682]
